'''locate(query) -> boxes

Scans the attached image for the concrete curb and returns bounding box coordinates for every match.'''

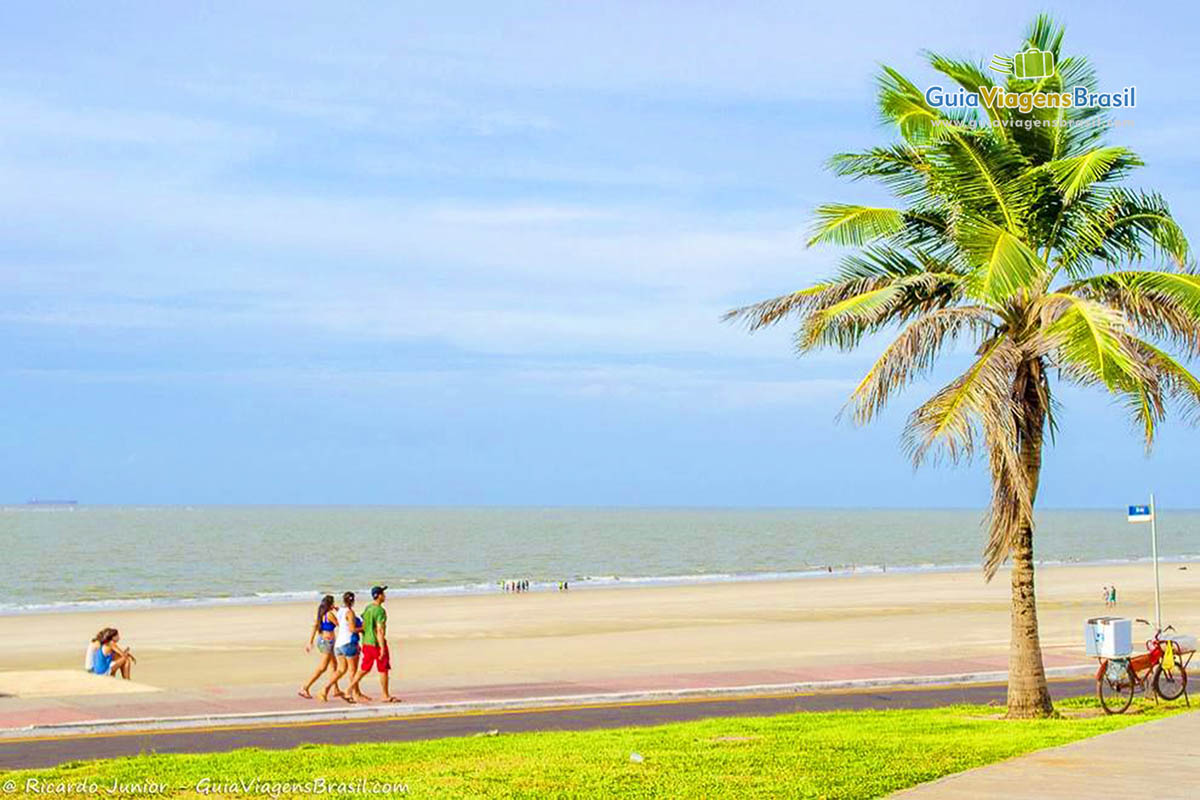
[0,665,1094,739]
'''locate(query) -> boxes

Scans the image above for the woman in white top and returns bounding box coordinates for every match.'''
[321,591,363,703]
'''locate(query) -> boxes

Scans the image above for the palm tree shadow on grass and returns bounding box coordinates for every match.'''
[728,14,1196,718]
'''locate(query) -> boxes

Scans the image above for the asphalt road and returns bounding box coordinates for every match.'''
[0,678,1096,770]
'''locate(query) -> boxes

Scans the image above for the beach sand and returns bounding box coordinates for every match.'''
[2,562,1198,696]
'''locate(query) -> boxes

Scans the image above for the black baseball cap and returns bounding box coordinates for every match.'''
[371,585,388,598]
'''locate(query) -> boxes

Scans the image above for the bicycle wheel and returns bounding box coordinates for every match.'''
[1097,660,1136,714]
[1153,664,1188,701]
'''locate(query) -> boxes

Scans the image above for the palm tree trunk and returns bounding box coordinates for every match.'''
[1006,359,1055,718]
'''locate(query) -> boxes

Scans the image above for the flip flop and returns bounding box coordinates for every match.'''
[382,696,402,703]
[297,690,313,699]
[341,694,357,704]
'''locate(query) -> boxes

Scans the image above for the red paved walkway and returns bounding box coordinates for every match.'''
[0,652,1089,732]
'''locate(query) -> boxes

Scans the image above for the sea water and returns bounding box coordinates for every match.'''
[1,506,1195,613]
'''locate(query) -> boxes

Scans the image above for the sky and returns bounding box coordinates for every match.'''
[3,1,1200,507]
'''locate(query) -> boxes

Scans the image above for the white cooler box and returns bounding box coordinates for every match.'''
[1085,617,1132,657]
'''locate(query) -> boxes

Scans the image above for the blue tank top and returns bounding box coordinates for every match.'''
[92,646,114,675]
[351,616,362,645]
[319,611,335,633]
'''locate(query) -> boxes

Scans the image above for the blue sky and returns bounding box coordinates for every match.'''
[4,1,1200,506]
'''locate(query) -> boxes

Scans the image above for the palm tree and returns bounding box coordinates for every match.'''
[727,16,1196,717]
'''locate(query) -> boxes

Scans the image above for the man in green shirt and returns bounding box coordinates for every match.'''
[350,585,400,702]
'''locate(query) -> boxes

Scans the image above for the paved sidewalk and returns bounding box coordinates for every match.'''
[891,709,1200,799]
[0,653,1089,734]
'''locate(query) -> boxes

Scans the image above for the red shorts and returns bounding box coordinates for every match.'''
[360,644,390,674]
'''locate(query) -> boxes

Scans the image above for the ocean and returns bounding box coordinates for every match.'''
[2,506,1195,614]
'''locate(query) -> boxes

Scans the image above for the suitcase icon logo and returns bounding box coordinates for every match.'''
[989,48,1055,79]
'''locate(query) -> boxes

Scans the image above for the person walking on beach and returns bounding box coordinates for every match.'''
[349,585,400,703]
[91,629,136,679]
[1102,585,1110,608]
[1110,585,1118,606]
[321,591,363,703]
[299,594,337,699]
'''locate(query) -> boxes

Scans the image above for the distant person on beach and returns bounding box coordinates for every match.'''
[90,629,135,679]
[1110,586,1118,606]
[322,591,364,703]
[349,586,400,704]
[298,594,337,699]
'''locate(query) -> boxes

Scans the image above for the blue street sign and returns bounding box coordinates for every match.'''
[1128,504,1153,523]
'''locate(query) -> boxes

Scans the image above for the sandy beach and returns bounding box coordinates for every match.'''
[3,562,1198,696]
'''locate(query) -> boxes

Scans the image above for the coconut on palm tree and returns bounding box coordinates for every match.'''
[728,15,1196,717]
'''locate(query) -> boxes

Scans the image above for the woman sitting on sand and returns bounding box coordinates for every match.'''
[85,627,113,672]
[298,594,337,700]
[321,591,366,703]
[91,629,136,679]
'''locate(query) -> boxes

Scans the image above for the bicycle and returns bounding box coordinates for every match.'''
[1095,619,1193,714]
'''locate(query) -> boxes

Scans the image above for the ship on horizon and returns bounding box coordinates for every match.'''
[26,499,78,506]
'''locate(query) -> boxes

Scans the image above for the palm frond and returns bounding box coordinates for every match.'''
[847,306,996,424]
[957,218,1047,301]
[808,205,906,247]
[902,337,1035,579]
[724,283,844,332]
[796,272,965,352]
[925,53,1006,132]
[1024,13,1065,56]
[903,337,1021,466]
[1065,271,1200,353]
[1044,146,1141,205]
[935,132,1030,230]
[1040,293,1146,389]
[877,66,945,143]
[1144,347,1200,424]
[827,145,932,198]
[1057,189,1190,272]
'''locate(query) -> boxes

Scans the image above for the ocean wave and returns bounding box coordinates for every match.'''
[3,554,1197,616]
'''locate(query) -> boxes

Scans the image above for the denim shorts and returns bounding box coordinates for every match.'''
[336,643,359,658]
[317,638,334,654]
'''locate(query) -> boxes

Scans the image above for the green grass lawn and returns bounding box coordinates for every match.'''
[4,697,1189,799]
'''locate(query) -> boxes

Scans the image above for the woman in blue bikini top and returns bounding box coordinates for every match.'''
[299,594,337,699]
